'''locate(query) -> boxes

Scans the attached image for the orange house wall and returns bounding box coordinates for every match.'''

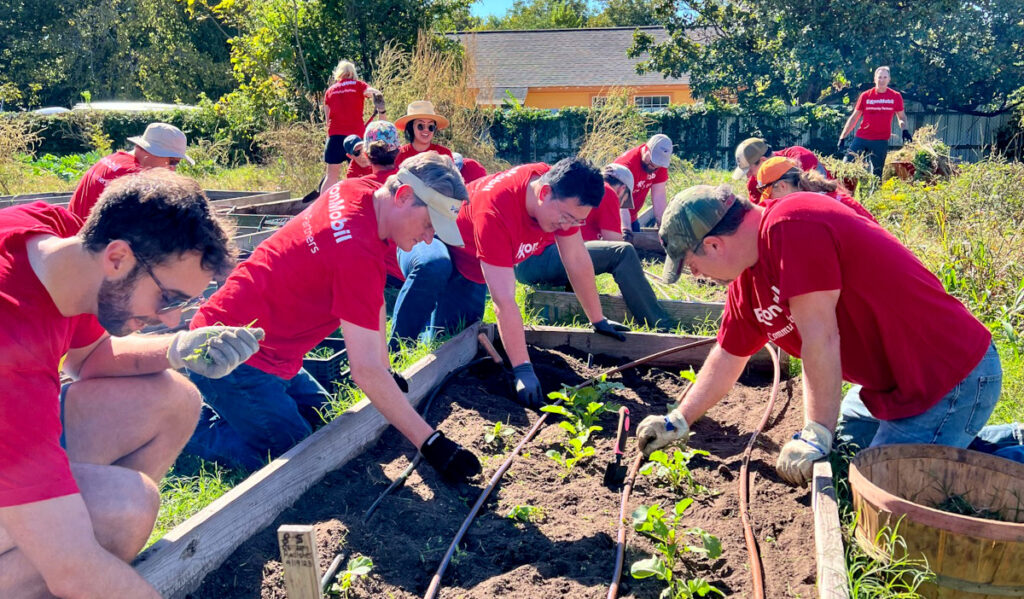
[520,85,693,109]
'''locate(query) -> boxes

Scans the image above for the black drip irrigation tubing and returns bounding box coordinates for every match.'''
[364,356,495,521]
[423,337,718,599]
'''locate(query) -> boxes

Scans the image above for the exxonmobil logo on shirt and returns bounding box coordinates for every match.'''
[515,241,540,260]
[753,285,796,342]
[327,186,352,243]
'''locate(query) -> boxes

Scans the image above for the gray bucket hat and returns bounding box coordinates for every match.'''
[128,123,194,165]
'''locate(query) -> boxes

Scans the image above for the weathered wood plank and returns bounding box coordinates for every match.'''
[221,213,292,230]
[209,190,291,209]
[525,289,722,329]
[630,229,664,254]
[133,322,488,599]
[813,461,849,599]
[277,525,323,599]
[636,207,655,228]
[523,325,785,373]
[224,197,310,216]
[233,229,278,253]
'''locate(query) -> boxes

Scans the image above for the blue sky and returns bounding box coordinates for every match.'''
[470,0,518,18]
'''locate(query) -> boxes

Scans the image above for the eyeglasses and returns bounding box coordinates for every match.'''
[554,205,588,228]
[416,122,436,133]
[135,255,205,314]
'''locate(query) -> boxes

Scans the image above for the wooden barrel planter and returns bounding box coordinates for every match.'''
[850,444,1024,598]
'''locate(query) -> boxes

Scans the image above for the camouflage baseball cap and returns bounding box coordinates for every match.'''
[659,185,737,283]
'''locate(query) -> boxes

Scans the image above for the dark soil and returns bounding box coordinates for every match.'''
[191,346,815,599]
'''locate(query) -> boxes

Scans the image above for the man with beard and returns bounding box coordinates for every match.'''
[613,134,673,232]
[0,171,263,599]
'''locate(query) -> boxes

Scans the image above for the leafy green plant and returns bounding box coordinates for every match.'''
[545,436,597,478]
[507,504,544,524]
[484,420,516,452]
[679,367,697,384]
[631,499,723,599]
[328,555,374,599]
[305,345,337,360]
[541,378,623,477]
[641,448,712,496]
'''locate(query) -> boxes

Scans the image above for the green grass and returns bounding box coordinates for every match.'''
[148,457,247,548]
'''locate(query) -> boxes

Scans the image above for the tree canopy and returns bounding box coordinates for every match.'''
[630,0,1024,114]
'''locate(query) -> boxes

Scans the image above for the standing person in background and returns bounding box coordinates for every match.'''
[613,134,673,232]
[394,101,453,167]
[68,123,194,219]
[320,60,384,194]
[838,66,912,177]
[343,135,372,179]
[451,152,488,184]
[732,137,829,204]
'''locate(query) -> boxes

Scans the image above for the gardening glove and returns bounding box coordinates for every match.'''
[837,137,848,153]
[511,363,543,409]
[168,326,265,379]
[593,318,629,342]
[902,129,913,143]
[622,229,634,243]
[776,421,833,487]
[420,430,481,483]
[372,91,386,115]
[637,411,690,457]
[390,369,409,393]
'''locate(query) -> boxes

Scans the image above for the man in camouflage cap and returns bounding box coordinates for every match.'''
[637,184,1017,487]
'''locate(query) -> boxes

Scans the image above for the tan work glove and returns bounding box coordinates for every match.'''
[168,326,265,379]
[776,421,832,487]
[637,411,690,457]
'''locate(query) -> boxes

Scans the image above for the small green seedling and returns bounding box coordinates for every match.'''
[641,448,712,496]
[678,367,697,383]
[541,377,622,478]
[507,504,544,523]
[484,421,516,451]
[631,499,723,599]
[305,345,336,359]
[329,555,374,599]
[546,436,596,478]
[184,318,259,365]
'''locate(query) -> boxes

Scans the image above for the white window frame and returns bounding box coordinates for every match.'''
[634,95,671,111]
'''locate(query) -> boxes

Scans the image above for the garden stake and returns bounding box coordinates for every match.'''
[602,407,630,489]
[364,355,495,521]
[739,344,782,599]
[423,337,718,599]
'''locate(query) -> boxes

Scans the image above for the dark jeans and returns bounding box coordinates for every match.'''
[390,239,487,345]
[514,241,675,329]
[185,364,332,471]
[847,137,889,177]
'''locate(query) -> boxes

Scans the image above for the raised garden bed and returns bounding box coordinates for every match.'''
[525,290,723,331]
[181,329,818,598]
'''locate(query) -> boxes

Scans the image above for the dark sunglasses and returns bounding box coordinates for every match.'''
[416,122,436,132]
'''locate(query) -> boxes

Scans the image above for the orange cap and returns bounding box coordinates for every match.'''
[756,156,799,190]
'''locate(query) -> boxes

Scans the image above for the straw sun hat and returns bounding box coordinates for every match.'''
[394,100,450,131]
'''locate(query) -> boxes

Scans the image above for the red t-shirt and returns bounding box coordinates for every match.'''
[581,183,623,242]
[717,193,990,421]
[855,88,905,141]
[345,161,373,179]
[448,163,579,284]
[614,144,668,224]
[460,158,488,184]
[192,179,389,378]
[0,203,106,507]
[324,79,369,137]
[747,146,826,204]
[68,151,142,219]
[394,144,453,168]
[356,167,403,280]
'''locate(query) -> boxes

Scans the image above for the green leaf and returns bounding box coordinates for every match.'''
[630,556,669,580]
[674,498,694,517]
[346,555,373,576]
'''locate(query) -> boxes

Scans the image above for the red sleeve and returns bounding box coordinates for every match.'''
[855,91,867,112]
[0,368,78,507]
[475,209,516,268]
[555,225,580,238]
[69,315,105,349]
[767,220,842,302]
[894,91,904,112]
[717,277,769,357]
[357,80,368,94]
[654,167,669,185]
[330,247,385,330]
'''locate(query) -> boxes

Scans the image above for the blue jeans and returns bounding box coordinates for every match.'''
[836,342,1023,461]
[391,239,487,345]
[185,364,332,471]
[847,137,889,178]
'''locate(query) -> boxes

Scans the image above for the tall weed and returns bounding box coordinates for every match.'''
[577,87,652,168]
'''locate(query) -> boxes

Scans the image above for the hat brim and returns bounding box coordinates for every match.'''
[429,207,464,247]
[394,113,450,131]
[731,166,748,180]
[662,252,684,284]
[128,136,195,165]
[651,153,671,169]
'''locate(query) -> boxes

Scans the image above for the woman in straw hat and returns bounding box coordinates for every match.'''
[394,100,453,167]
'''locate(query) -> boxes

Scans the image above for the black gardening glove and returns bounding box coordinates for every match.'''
[390,369,409,393]
[902,129,913,143]
[420,430,481,483]
[593,318,629,342]
[511,363,543,409]
[837,137,848,153]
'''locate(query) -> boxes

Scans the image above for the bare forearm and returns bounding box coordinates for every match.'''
[839,113,859,139]
[673,344,749,425]
[652,185,667,223]
[353,362,432,447]
[76,334,173,380]
[896,111,908,130]
[494,299,529,366]
[620,209,632,232]
[800,333,843,431]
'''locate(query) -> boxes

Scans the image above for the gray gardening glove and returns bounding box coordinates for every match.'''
[372,91,386,115]
[776,421,832,487]
[637,411,690,457]
[168,326,265,379]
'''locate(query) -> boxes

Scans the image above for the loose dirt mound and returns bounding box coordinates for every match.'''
[192,347,814,598]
